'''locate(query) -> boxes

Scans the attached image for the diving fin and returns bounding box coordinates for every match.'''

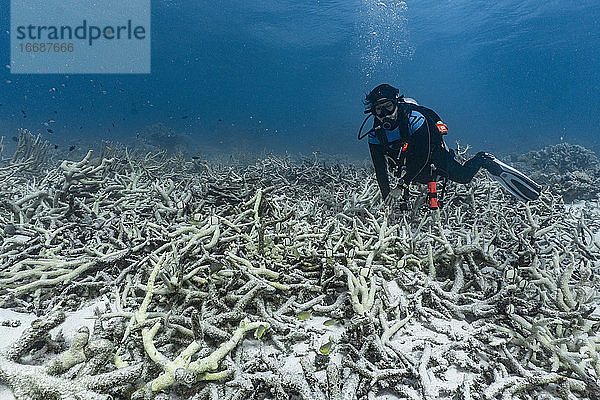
[480,153,541,202]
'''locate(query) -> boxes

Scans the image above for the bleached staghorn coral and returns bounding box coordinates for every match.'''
[0,143,599,399]
[9,128,51,171]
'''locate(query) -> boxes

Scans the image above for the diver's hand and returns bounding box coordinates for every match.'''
[389,186,403,199]
[383,195,409,211]
[388,181,410,211]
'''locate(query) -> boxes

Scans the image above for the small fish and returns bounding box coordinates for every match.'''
[319,338,333,355]
[54,144,58,149]
[218,119,222,122]
[112,122,115,127]
[119,88,125,93]
[254,324,266,340]
[21,110,26,115]
[181,115,188,119]
[296,311,312,320]
[323,318,340,327]
[46,129,53,133]
[11,136,17,142]
[69,145,76,151]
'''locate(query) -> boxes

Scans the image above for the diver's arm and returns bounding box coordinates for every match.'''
[369,143,391,199]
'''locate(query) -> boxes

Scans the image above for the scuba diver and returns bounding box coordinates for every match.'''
[358,83,541,208]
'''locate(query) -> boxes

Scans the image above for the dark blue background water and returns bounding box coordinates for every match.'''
[0,0,599,158]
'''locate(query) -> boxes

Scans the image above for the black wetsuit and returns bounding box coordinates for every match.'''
[369,101,484,199]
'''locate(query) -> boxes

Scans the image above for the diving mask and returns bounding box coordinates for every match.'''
[365,98,398,130]
[374,100,396,117]
[358,97,400,139]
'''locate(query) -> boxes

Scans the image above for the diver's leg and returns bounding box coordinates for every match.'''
[369,143,391,199]
[436,150,484,184]
[436,150,541,201]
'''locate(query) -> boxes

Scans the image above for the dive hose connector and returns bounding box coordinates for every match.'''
[427,181,438,210]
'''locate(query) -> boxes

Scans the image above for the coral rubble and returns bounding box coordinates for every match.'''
[509,143,600,202]
[0,137,599,399]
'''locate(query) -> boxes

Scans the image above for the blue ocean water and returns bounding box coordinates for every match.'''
[0,0,599,158]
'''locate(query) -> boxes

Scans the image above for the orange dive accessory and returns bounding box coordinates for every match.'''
[427,181,438,210]
[436,121,448,134]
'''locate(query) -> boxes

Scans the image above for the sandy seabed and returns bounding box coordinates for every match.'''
[1,133,599,400]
